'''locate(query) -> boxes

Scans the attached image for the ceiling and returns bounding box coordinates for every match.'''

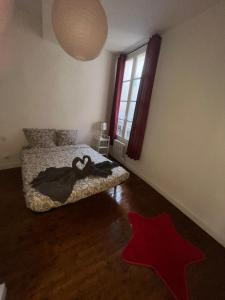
[16,0,220,53]
[102,0,220,52]
[16,0,42,19]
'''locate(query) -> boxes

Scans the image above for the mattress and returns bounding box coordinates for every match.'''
[21,144,129,212]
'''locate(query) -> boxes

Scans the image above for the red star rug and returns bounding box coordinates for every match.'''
[121,212,205,300]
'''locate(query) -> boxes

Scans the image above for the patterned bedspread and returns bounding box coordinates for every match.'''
[21,145,129,212]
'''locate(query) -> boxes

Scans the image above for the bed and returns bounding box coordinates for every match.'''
[21,144,129,212]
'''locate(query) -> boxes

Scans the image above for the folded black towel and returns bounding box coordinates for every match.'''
[31,156,119,204]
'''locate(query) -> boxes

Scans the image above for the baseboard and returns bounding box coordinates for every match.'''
[0,160,21,170]
[125,161,225,248]
[0,284,6,300]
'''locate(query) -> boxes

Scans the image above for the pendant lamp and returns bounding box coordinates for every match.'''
[52,0,108,61]
[0,0,13,34]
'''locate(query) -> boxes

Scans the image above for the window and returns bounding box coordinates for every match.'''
[117,48,146,142]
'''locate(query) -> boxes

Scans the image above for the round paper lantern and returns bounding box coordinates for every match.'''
[0,0,14,34]
[52,0,108,61]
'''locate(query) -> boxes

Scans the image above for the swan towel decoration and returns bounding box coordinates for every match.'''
[31,156,119,204]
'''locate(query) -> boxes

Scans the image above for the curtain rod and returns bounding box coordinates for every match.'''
[127,42,148,55]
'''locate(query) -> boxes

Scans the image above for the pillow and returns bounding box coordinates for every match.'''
[56,130,78,146]
[23,128,56,148]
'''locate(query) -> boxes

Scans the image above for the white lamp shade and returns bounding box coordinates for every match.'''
[100,122,107,131]
[52,0,108,61]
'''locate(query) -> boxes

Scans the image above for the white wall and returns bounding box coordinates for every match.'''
[126,1,225,246]
[0,8,113,170]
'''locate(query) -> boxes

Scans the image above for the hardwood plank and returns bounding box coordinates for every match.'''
[0,168,224,300]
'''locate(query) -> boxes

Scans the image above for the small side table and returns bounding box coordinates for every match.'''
[94,135,110,157]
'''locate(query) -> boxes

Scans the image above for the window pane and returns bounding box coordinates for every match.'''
[123,58,133,81]
[131,79,140,101]
[121,81,130,101]
[127,101,136,122]
[135,52,146,78]
[118,101,127,120]
[125,121,132,140]
[117,119,124,137]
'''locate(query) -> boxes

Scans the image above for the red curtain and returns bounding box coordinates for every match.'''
[126,34,161,160]
[109,54,127,145]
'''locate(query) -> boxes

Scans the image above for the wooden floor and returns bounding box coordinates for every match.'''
[0,168,224,300]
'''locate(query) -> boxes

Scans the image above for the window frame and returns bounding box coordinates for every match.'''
[117,46,147,144]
